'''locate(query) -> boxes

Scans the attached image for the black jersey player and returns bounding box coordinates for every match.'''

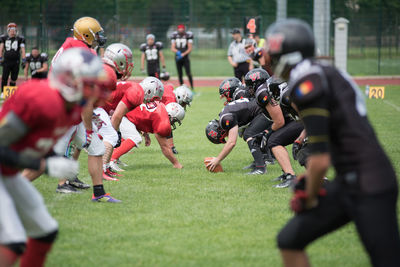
[205,98,273,175]
[0,23,26,92]
[171,24,194,89]
[265,19,400,267]
[140,34,166,78]
[24,47,48,80]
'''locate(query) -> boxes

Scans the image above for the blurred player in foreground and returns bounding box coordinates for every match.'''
[0,48,104,267]
[267,19,400,267]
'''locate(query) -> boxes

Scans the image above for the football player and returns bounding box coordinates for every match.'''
[108,76,163,168]
[161,83,179,154]
[111,102,185,169]
[0,48,104,267]
[218,77,251,105]
[171,24,194,89]
[0,23,26,93]
[244,38,273,75]
[140,34,166,78]
[52,16,106,63]
[266,19,400,267]
[24,47,48,80]
[174,84,193,110]
[205,98,272,174]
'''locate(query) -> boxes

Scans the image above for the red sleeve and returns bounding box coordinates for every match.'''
[121,83,144,111]
[153,106,171,137]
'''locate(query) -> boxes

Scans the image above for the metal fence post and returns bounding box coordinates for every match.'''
[314,0,330,56]
[276,0,287,22]
[334,17,349,72]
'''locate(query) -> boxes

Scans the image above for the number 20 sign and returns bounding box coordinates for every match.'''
[368,86,385,99]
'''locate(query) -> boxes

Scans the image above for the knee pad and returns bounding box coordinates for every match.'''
[35,230,58,244]
[5,242,26,255]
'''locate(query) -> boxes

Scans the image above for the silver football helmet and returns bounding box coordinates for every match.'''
[174,85,193,109]
[103,43,134,80]
[49,47,105,103]
[166,102,185,130]
[140,77,164,102]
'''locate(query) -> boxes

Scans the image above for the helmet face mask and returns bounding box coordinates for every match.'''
[73,17,105,47]
[166,103,185,130]
[219,78,242,105]
[205,119,227,144]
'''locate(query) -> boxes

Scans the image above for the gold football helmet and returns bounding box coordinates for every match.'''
[73,17,106,47]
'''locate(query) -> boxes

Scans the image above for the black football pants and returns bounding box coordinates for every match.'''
[1,61,19,91]
[175,56,193,88]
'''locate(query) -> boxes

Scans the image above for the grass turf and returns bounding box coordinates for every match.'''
[33,85,400,267]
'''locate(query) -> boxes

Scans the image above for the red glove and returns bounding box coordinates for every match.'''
[290,175,327,214]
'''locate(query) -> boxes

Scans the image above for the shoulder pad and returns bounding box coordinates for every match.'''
[289,68,328,107]
[19,36,25,42]
[40,53,48,60]
[156,41,163,49]
[139,43,146,51]
[186,31,193,38]
[219,112,237,131]
[170,31,178,39]
[25,53,31,58]
[255,84,271,107]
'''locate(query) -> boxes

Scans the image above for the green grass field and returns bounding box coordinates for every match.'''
[33,85,400,267]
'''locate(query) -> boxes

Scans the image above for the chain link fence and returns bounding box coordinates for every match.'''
[0,0,399,76]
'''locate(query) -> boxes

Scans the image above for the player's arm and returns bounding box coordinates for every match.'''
[171,40,178,53]
[159,50,166,69]
[155,133,182,169]
[37,62,48,73]
[259,55,266,67]
[249,60,254,70]
[24,61,29,80]
[228,56,237,68]
[21,46,26,61]
[0,42,4,58]
[140,53,145,72]
[291,74,331,209]
[266,102,285,131]
[182,42,192,57]
[207,125,238,171]
[111,101,129,131]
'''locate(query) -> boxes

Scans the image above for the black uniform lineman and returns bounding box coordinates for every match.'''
[0,23,26,92]
[265,19,400,267]
[140,34,165,78]
[171,24,194,89]
[205,99,272,174]
[24,51,48,79]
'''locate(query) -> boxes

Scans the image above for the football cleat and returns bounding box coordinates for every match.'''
[246,166,266,175]
[68,177,90,189]
[106,168,123,177]
[91,193,121,203]
[272,172,286,182]
[243,161,256,170]
[172,146,178,154]
[275,173,296,188]
[56,183,81,194]
[109,160,125,172]
[102,171,119,181]
[115,159,129,167]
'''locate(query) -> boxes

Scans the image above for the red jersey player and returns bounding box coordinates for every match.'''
[111,102,185,169]
[0,48,106,267]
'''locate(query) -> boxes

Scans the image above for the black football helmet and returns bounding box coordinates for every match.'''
[267,76,287,101]
[160,71,170,81]
[244,68,270,96]
[205,119,227,144]
[265,19,315,80]
[219,77,243,105]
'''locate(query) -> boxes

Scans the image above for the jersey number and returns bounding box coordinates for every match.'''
[175,38,187,49]
[145,48,158,60]
[30,62,42,71]
[5,40,18,51]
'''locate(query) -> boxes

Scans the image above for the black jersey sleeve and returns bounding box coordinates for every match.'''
[19,36,25,46]
[25,53,31,62]
[0,35,6,44]
[255,83,272,107]
[186,31,194,42]
[40,52,48,62]
[156,41,163,50]
[170,31,178,42]
[290,72,330,154]
[139,43,147,52]
[219,112,238,131]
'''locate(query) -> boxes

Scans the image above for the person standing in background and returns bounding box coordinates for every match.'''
[0,23,26,95]
[24,47,48,80]
[171,24,194,90]
[140,34,166,78]
[227,28,250,82]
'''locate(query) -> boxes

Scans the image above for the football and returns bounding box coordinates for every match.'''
[204,157,223,172]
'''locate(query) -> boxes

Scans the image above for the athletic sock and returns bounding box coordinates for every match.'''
[19,238,54,267]
[0,245,19,266]
[247,140,265,167]
[111,139,135,161]
[93,184,106,197]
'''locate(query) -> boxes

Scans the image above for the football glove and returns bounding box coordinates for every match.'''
[290,175,327,214]
[292,140,302,161]
[176,51,183,61]
[46,156,79,180]
[83,129,94,148]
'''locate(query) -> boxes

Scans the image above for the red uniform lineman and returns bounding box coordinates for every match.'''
[102,81,144,115]
[161,83,176,105]
[52,37,96,64]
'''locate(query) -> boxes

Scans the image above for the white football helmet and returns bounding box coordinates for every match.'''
[166,102,185,130]
[140,77,164,102]
[49,47,105,103]
[174,85,193,109]
[103,43,134,80]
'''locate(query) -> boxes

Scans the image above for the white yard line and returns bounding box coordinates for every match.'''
[383,100,400,112]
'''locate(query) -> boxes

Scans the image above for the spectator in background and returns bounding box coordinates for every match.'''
[140,34,166,78]
[24,47,48,80]
[227,28,250,81]
[0,22,26,95]
[171,24,194,89]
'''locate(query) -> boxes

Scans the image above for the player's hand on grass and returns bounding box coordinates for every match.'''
[45,156,79,180]
[206,157,219,172]
[173,162,183,169]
